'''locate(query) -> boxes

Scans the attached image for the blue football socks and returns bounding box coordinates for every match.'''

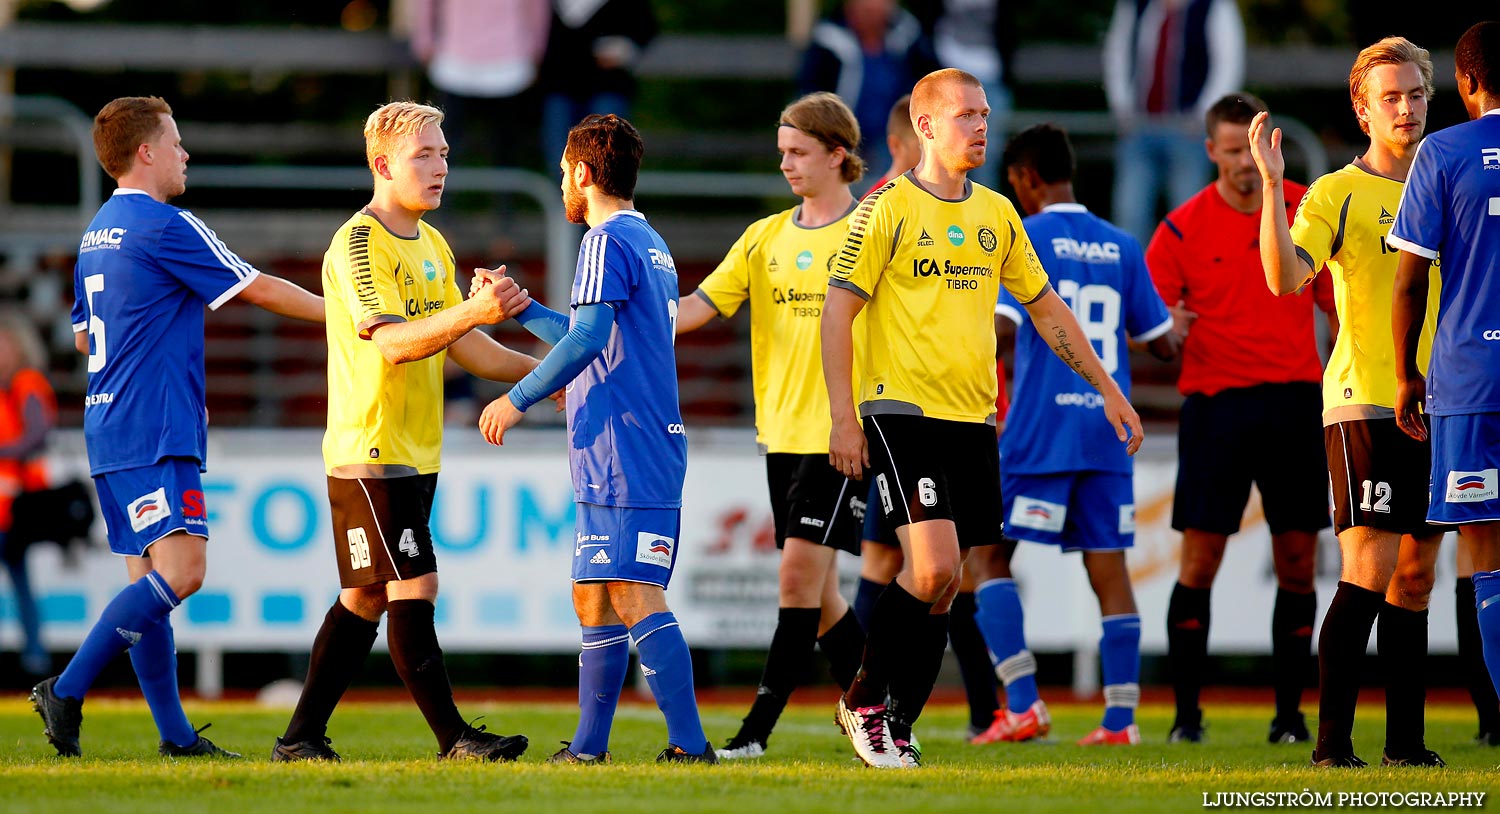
[1100,613,1142,731]
[1473,571,1500,702]
[129,617,197,747]
[630,612,708,754]
[975,578,1037,713]
[570,624,630,757]
[56,571,180,700]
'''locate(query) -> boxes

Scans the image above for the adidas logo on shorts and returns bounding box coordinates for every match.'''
[116,627,142,646]
[590,549,611,565]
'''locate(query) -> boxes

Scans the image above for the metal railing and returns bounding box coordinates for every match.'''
[0,94,100,234]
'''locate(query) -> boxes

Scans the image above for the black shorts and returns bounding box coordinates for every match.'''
[1327,417,1441,536]
[1173,382,1331,536]
[327,474,440,588]
[765,453,863,555]
[863,414,1002,548]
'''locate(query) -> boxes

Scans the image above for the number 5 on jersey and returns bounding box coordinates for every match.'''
[84,274,107,372]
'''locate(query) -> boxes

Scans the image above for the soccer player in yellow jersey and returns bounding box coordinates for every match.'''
[1250,38,1445,768]
[822,68,1143,768]
[676,92,869,760]
[272,102,541,763]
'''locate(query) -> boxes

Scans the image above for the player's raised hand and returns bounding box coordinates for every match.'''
[1395,374,1429,442]
[828,414,869,480]
[1248,111,1284,186]
[1104,389,1145,456]
[479,393,525,445]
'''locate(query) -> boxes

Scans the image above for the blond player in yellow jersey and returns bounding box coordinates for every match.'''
[1251,37,1447,768]
[676,93,869,759]
[273,101,543,763]
[822,68,1143,769]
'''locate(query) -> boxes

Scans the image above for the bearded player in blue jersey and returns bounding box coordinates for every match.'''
[477,114,714,764]
[971,124,1179,746]
[31,97,324,758]
[1390,21,1500,720]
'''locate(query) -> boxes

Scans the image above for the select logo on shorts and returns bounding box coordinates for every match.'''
[1445,469,1498,503]
[1010,496,1066,533]
[636,532,675,568]
[1119,504,1136,535]
[127,487,171,532]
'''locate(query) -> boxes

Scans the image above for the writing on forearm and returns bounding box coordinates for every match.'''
[1049,324,1100,387]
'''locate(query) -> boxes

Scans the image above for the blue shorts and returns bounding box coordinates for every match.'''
[860,478,898,547]
[1428,412,1500,525]
[572,503,682,588]
[1001,471,1134,552]
[93,457,209,556]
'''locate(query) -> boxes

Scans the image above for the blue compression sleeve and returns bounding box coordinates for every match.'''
[509,302,614,411]
[514,300,571,345]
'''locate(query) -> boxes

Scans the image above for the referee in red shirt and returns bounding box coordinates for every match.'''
[1145,93,1334,745]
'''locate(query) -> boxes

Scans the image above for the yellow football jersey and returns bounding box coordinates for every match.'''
[830,174,1049,424]
[322,211,462,476]
[1290,163,1440,424]
[697,204,860,454]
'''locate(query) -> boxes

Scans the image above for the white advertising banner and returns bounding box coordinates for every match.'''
[0,430,1464,656]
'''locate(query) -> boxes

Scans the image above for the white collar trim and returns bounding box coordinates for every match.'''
[112,188,150,196]
[1041,202,1088,213]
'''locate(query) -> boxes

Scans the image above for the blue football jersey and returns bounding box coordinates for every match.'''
[1387,110,1500,416]
[997,204,1172,474]
[70,189,259,475]
[566,210,687,508]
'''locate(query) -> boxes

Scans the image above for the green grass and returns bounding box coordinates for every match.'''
[0,700,1494,813]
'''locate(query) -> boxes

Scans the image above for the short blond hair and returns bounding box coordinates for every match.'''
[780,92,866,184]
[1349,37,1434,135]
[910,68,983,127]
[363,101,444,173]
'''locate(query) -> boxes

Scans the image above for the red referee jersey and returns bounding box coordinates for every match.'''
[1147,181,1333,398]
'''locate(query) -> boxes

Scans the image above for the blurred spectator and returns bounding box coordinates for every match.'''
[799,0,939,173]
[910,0,1016,188]
[0,314,58,679]
[1103,0,1244,244]
[538,0,658,166]
[407,0,551,167]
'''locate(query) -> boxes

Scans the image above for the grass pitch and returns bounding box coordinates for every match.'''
[0,698,1494,813]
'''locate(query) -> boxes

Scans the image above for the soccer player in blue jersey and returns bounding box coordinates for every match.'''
[478,114,714,764]
[31,96,324,758]
[971,124,1178,746]
[1390,20,1500,721]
